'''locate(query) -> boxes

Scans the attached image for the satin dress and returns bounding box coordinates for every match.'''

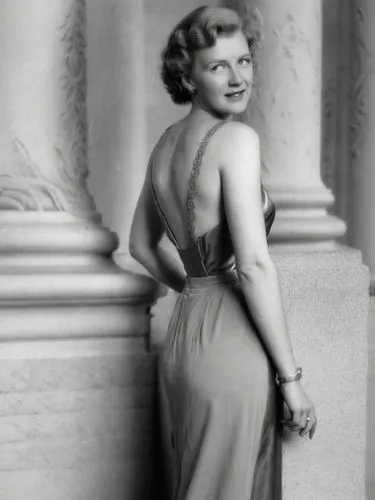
[151,122,282,500]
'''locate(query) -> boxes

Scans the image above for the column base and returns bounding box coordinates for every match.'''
[267,186,347,249]
[0,211,161,500]
[0,336,157,500]
[269,211,347,250]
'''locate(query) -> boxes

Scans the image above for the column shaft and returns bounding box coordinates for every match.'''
[87,0,147,255]
[226,0,346,249]
[1,0,96,216]
[349,0,375,291]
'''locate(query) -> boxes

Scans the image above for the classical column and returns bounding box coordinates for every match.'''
[0,1,158,499]
[227,0,346,249]
[348,4,375,495]
[349,0,375,292]
[86,0,147,257]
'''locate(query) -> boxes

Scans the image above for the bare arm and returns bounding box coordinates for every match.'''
[220,123,296,377]
[129,159,186,293]
[220,122,317,438]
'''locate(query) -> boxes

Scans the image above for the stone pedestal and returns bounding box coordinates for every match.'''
[272,249,368,500]
[0,1,159,499]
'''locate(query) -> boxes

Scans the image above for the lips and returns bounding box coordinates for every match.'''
[225,89,246,97]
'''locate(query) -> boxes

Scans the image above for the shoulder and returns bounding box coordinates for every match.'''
[150,121,182,163]
[146,123,176,175]
[218,122,259,155]
[152,124,175,154]
[218,122,260,170]
[221,121,259,143]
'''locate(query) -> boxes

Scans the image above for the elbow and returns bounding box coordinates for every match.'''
[129,241,145,263]
[129,240,156,265]
[129,244,138,260]
[237,255,276,284]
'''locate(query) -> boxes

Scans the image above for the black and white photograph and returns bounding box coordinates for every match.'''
[0,1,373,499]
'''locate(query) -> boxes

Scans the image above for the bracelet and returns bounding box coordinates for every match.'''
[276,367,303,385]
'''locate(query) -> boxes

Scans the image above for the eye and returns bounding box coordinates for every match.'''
[239,57,251,66]
[210,63,225,72]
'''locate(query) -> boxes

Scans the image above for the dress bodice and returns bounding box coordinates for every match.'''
[151,122,276,278]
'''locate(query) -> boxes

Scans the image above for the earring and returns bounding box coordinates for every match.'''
[185,83,195,94]
[184,80,196,95]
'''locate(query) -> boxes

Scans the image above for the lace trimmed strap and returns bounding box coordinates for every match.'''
[186,121,228,242]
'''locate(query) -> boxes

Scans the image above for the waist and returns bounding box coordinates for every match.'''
[184,268,239,290]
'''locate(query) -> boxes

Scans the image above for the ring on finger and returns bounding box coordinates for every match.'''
[304,416,312,428]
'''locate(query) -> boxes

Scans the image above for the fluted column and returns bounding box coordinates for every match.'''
[349,0,375,293]
[226,0,346,249]
[86,0,147,256]
[0,0,113,261]
[0,2,158,499]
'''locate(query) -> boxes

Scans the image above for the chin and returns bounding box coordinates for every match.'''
[231,103,248,115]
[221,102,248,117]
[217,97,250,117]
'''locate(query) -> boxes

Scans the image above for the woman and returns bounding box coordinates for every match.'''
[129,6,317,500]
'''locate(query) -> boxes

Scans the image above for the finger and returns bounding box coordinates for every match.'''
[282,414,301,431]
[281,420,300,431]
[309,418,318,439]
[300,407,315,435]
[307,409,317,439]
[299,417,313,437]
[281,414,299,427]
[299,409,309,429]
[281,419,299,426]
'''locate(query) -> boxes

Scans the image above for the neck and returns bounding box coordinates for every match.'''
[189,96,233,122]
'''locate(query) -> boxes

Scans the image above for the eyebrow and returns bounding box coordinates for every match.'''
[207,53,251,65]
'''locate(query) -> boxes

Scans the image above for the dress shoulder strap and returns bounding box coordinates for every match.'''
[186,120,228,242]
[149,155,182,250]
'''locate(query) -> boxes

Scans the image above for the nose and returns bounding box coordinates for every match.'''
[228,66,243,86]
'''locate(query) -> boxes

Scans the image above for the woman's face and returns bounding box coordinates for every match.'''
[190,30,253,118]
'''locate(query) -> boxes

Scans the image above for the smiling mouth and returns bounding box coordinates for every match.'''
[225,89,246,98]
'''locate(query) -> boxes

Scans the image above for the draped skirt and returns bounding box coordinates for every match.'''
[159,269,282,500]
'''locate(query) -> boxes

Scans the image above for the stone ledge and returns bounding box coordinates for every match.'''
[0,406,153,445]
[1,434,154,469]
[0,304,151,340]
[0,387,153,417]
[0,352,157,393]
[0,464,152,500]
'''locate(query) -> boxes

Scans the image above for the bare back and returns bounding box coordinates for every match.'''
[150,119,228,249]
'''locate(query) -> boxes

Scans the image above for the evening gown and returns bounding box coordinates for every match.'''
[151,122,282,500]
